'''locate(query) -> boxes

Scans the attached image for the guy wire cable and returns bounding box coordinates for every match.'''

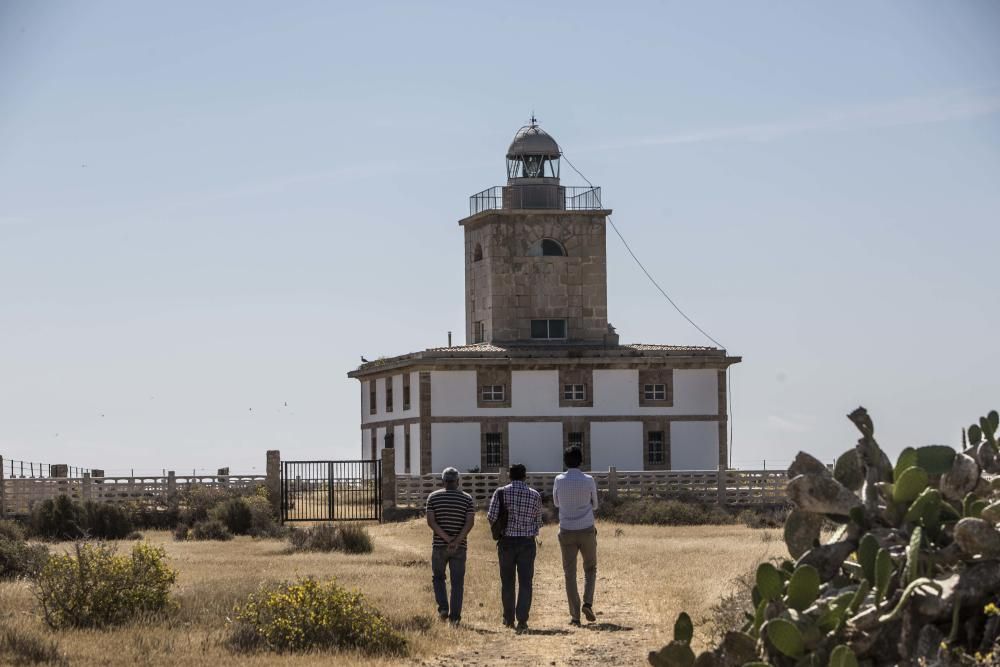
[560,148,736,466]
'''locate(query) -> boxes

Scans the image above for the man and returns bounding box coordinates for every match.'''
[487,462,542,631]
[426,466,475,625]
[553,445,599,626]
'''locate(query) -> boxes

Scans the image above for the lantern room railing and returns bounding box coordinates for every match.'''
[469,185,603,216]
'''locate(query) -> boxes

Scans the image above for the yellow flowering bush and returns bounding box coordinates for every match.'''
[34,542,177,628]
[229,577,406,655]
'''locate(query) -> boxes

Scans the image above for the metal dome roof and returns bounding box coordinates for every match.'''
[506,122,561,159]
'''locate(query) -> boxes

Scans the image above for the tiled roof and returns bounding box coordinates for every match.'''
[620,343,719,352]
[424,342,719,353]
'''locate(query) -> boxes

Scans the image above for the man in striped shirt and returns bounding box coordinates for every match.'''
[487,462,542,631]
[553,445,599,626]
[426,467,475,624]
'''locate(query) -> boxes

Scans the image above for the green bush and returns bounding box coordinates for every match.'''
[34,542,177,629]
[596,496,734,526]
[0,536,49,580]
[243,494,284,537]
[172,523,191,541]
[81,502,133,540]
[190,520,232,541]
[0,519,26,542]
[228,577,406,655]
[28,496,83,540]
[210,498,253,535]
[28,498,136,540]
[287,524,373,554]
[338,524,374,554]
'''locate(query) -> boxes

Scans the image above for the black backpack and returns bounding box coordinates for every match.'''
[490,486,508,541]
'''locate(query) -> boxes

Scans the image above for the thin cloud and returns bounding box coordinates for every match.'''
[767,414,812,434]
[590,85,1000,151]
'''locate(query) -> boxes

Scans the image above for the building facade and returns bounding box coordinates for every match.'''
[349,120,740,474]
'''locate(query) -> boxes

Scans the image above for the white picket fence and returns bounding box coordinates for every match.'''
[395,468,787,508]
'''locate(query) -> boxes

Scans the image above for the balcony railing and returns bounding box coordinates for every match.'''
[469,185,603,216]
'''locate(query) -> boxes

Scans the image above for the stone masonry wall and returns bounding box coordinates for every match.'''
[463,210,609,343]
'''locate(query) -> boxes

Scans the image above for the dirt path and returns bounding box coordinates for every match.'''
[412,537,655,667]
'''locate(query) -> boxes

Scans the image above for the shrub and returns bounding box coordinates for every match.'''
[0,625,67,666]
[287,524,373,554]
[190,520,232,541]
[337,524,374,554]
[81,502,133,540]
[243,494,284,537]
[28,498,136,540]
[179,485,232,526]
[596,496,734,526]
[228,577,406,655]
[34,542,177,629]
[649,406,1000,667]
[0,519,26,542]
[288,524,341,552]
[172,524,191,541]
[28,496,83,540]
[210,498,253,535]
[0,537,49,580]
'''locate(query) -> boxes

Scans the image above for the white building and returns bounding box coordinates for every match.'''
[349,120,740,474]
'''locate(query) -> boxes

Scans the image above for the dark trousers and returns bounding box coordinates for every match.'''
[498,536,536,625]
[431,546,466,621]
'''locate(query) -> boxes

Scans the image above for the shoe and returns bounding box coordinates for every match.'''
[439,612,450,621]
[582,604,597,622]
[503,620,515,629]
[515,622,528,632]
[569,618,582,627]
[449,618,461,627]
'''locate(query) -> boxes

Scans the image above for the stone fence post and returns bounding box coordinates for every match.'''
[608,466,618,500]
[266,450,281,517]
[51,464,68,478]
[167,471,176,497]
[82,473,93,502]
[380,448,396,510]
[217,467,230,487]
[717,464,728,507]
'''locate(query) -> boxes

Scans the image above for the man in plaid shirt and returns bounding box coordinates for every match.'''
[487,462,542,631]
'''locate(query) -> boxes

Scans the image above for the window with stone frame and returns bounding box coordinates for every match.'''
[402,377,411,410]
[644,383,667,401]
[385,380,393,412]
[481,385,505,402]
[647,431,665,465]
[473,243,483,262]
[484,433,503,468]
[530,318,567,339]
[369,386,377,415]
[384,430,394,449]
[474,321,485,343]
[404,428,411,474]
[563,384,586,401]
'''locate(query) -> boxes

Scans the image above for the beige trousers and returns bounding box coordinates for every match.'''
[558,526,597,621]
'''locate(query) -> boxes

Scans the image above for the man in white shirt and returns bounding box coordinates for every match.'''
[552,445,599,626]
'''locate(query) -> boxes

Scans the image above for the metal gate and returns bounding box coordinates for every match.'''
[281,460,381,522]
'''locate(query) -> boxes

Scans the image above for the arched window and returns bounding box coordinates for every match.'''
[527,238,567,257]
[473,243,483,262]
[541,239,566,256]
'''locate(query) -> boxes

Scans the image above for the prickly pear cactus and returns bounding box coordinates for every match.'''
[648,407,1000,667]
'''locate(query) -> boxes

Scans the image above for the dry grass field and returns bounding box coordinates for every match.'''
[0,517,784,666]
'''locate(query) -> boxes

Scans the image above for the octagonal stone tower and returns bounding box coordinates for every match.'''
[462,120,613,345]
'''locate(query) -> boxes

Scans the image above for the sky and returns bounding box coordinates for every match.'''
[1,1,998,475]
